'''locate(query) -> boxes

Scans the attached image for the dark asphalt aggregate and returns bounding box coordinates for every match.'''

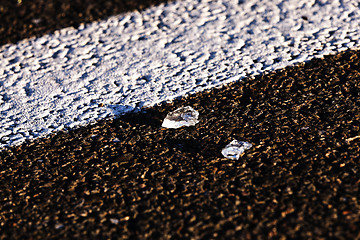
[0,0,359,239]
[0,0,171,46]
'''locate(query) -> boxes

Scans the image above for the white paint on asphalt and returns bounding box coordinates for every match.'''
[0,0,360,147]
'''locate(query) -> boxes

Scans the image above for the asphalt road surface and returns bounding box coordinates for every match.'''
[0,0,359,239]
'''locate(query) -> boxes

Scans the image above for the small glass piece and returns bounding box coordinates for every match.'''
[221,140,252,160]
[162,106,199,129]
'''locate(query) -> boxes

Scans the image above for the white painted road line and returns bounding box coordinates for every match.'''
[1,0,360,147]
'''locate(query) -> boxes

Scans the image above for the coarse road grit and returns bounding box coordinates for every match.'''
[0,0,359,239]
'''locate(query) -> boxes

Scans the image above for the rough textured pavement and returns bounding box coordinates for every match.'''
[1,50,359,239]
[3,0,359,148]
[0,0,171,46]
[0,0,359,239]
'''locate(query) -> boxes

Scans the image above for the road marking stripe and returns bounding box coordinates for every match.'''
[1,0,360,147]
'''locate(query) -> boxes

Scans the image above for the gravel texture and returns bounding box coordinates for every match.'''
[0,0,170,45]
[1,50,359,239]
[0,0,359,239]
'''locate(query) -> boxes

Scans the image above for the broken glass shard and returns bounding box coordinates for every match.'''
[162,106,199,129]
[221,140,252,160]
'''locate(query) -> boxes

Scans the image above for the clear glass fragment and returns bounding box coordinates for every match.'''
[221,140,252,160]
[162,106,199,129]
